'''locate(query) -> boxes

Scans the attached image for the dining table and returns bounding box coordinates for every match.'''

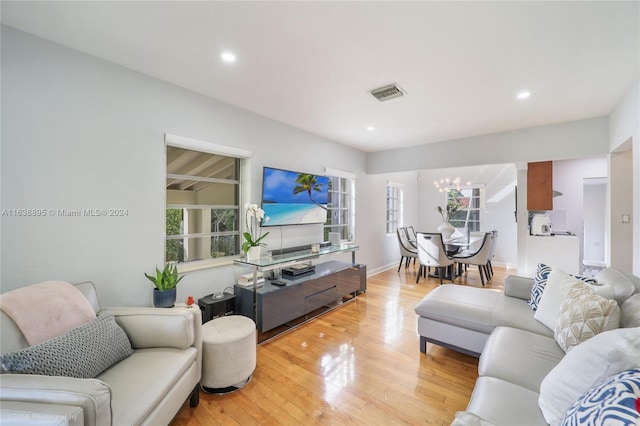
[443,234,481,256]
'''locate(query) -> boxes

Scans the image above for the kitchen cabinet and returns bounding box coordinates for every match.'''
[527,161,553,210]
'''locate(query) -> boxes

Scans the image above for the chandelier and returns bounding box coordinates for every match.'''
[433,177,470,193]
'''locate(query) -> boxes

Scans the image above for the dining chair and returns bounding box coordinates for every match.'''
[486,230,498,280]
[452,232,493,286]
[396,227,417,272]
[405,226,418,247]
[415,232,454,285]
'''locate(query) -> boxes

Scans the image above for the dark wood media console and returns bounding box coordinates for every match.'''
[234,261,366,336]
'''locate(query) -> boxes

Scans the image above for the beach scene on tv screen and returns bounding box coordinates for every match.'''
[262,167,329,226]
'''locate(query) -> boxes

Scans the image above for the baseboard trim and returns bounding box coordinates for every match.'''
[367,262,401,276]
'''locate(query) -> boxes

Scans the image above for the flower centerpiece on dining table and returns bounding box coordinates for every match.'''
[436,204,457,241]
[242,203,270,260]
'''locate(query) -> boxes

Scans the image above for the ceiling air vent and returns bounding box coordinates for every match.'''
[370,83,406,102]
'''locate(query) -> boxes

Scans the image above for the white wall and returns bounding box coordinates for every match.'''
[367,117,610,174]
[552,157,608,273]
[1,27,424,306]
[362,171,421,275]
[609,148,634,272]
[608,79,639,275]
[583,179,607,264]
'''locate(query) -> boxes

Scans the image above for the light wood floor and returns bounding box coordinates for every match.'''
[172,263,509,425]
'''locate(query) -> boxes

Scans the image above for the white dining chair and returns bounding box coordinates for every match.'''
[396,227,417,272]
[405,226,418,247]
[452,232,493,286]
[486,230,498,280]
[416,232,454,285]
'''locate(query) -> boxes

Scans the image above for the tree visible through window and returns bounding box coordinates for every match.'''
[446,187,482,232]
[165,146,241,263]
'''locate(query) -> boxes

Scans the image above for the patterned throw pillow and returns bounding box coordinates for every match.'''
[0,311,133,378]
[528,263,598,311]
[554,282,619,352]
[561,369,640,426]
[528,263,552,310]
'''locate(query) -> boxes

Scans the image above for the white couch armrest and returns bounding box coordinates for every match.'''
[108,308,198,350]
[0,375,111,426]
[503,275,534,301]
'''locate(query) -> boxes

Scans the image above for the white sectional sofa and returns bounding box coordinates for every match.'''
[414,267,640,425]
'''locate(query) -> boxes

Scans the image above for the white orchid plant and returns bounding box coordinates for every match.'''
[242,203,270,254]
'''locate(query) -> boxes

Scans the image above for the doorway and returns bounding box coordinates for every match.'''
[582,177,607,276]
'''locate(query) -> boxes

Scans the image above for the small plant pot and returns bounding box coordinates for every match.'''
[246,246,261,261]
[153,288,177,308]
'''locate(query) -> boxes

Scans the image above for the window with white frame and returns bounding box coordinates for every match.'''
[386,182,403,234]
[446,186,484,232]
[324,172,355,242]
[165,135,249,264]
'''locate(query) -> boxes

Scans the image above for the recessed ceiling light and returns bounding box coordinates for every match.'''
[366,126,375,131]
[517,91,531,100]
[221,52,236,63]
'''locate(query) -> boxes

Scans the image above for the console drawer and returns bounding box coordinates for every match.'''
[305,286,337,313]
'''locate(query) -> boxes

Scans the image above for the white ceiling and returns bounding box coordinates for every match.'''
[1,1,638,153]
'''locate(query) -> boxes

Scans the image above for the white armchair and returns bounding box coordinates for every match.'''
[0,282,202,426]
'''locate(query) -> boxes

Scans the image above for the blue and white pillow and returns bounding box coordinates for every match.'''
[561,369,640,426]
[528,263,553,310]
[527,263,598,311]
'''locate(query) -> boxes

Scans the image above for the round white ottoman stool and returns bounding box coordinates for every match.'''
[201,315,256,394]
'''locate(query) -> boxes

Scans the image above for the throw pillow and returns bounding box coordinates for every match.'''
[554,282,620,352]
[528,263,552,310]
[534,268,580,330]
[561,369,640,426]
[538,327,640,426]
[528,264,598,312]
[0,311,133,378]
[592,268,637,305]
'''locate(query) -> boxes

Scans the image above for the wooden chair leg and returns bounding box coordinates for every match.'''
[398,257,404,272]
[416,265,422,283]
[478,265,485,286]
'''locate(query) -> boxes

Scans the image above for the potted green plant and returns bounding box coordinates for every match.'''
[144,263,184,308]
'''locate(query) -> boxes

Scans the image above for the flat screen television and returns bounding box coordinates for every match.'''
[261,166,329,226]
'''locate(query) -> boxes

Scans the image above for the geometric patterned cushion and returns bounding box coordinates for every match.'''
[554,282,620,352]
[528,263,553,310]
[561,369,640,426]
[528,263,598,311]
[0,311,133,378]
